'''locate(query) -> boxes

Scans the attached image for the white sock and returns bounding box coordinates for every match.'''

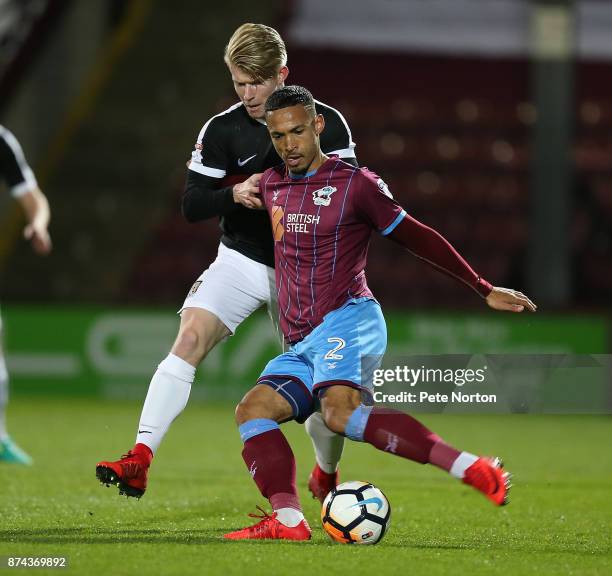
[450,452,479,479]
[0,353,9,441]
[135,353,195,453]
[275,507,304,527]
[305,412,344,474]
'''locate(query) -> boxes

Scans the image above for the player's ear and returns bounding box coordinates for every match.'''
[314,113,325,136]
[278,66,289,85]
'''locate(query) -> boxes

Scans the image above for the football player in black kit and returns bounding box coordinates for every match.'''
[0,125,52,465]
[97,23,356,501]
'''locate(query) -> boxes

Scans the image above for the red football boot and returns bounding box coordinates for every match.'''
[307,464,339,504]
[96,443,152,499]
[224,507,311,541]
[463,456,512,506]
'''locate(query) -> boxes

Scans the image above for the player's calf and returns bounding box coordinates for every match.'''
[325,398,512,506]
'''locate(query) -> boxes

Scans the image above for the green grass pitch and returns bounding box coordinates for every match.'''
[0,398,610,575]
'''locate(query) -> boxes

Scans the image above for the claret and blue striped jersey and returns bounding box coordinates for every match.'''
[260,157,406,343]
[185,100,356,267]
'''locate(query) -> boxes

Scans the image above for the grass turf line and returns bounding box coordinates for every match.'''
[0,398,610,575]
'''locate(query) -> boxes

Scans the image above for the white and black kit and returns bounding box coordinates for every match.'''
[182,100,357,332]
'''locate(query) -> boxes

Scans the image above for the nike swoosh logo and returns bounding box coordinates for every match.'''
[138,430,152,434]
[349,497,384,512]
[237,154,257,167]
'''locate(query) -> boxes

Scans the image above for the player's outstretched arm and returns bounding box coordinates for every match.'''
[486,286,537,313]
[16,187,52,255]
[387,213,535,311]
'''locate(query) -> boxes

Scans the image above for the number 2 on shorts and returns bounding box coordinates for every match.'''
[324,337,346,360]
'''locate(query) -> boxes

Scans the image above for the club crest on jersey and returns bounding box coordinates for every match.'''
[191,142,203,165]
[377,178,393,198]
[312,185,337,207]
[188,280,202,296]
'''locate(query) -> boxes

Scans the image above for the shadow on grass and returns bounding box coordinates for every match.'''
[0,527,344,547]
[0,528,609,555]
[0,527,225,545]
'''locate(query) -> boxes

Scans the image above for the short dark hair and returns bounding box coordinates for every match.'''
[265,85,315,114]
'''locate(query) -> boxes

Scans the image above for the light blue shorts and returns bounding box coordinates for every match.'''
[257,298,387,421]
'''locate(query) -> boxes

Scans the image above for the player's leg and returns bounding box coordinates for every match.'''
[319,386,511,506]
[315,299,510,506]
[136,244,270,454]
[95,307,230,497]
[224,352,314,540]
[0,318,32,465]
[134,307,229,452]
[304,412,343,500]
[264,266,344,501]
[96,244,264,497]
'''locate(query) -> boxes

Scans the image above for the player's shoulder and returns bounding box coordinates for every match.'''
[314,99,355,157]
[357,166,382,182]
[314,99,350,128]
[352,165,392,195]
[196,101,246,141]
[261,163,285,184]
[0,125,21,159]
[333,163,378,184]
[326,156,360,175]
[0,124,14,148]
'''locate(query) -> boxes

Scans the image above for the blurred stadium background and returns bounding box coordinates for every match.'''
[1,2,611,574]
[0,0,609,402]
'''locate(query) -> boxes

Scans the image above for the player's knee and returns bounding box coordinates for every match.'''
[173,326,202,357]
[234,390,272,425]
[172,324,214,364]
[234,400,251,426]
[172,310,230,365]
[235,384,292,426]
[234,397,274,426]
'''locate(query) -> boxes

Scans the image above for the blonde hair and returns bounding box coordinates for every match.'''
[224,23,287,82]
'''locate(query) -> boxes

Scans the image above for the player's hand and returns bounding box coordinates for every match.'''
[233,173,264,210]
[486,287,537,313]
[24,223,52,255]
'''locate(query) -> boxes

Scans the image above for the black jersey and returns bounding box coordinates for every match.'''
[183,100,356,267]
[0,125,37,197]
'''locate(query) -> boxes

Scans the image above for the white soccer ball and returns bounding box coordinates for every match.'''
[321,480,391,545]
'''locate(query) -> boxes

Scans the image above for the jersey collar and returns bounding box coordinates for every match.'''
[287,155,331,180]
[289,168,318,180]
